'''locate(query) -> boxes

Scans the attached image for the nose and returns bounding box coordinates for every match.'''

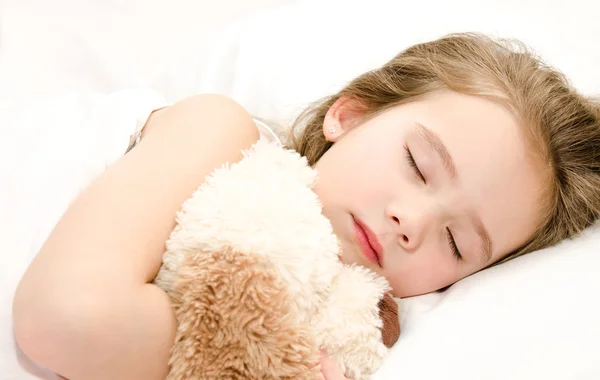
[386,202,433,251]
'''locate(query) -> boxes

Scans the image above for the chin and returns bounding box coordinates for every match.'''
[338,246,354,265]
[338,241,360,266]
[340,244,376,271]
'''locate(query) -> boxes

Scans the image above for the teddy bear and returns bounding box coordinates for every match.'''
[153,139,400,380]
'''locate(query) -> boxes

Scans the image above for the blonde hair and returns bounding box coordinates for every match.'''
[288,32,600,264]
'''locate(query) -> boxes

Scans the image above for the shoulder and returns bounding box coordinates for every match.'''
[142,94,260,146]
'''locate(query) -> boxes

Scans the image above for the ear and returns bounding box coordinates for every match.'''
[378,292,400,348]
[323,96,366,142]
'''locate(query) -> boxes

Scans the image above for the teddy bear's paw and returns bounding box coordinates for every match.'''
[166,246,323,380]
[313,265,399,379]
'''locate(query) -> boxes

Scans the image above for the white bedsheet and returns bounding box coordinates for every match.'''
[0,89,166,379]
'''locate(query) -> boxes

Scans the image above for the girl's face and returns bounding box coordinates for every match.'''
[313,90,545,298]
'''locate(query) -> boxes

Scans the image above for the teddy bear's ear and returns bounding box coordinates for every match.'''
[378,292,400,348]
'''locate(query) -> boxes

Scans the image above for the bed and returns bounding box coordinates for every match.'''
[1,0,599,379]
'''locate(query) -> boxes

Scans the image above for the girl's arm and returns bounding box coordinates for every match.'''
[12,94,260,380]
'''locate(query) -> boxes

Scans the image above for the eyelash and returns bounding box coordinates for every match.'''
[446,228,463,261]
[403,146,462,261]
[404,146,426,183]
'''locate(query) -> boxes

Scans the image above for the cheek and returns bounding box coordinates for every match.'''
[321,127,405,195]
[386,250,461,297]
[332,157,398,203]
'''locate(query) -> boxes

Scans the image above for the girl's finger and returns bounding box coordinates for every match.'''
[319,352,348,380]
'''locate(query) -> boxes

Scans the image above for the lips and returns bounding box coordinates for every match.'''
[353,216,384,267]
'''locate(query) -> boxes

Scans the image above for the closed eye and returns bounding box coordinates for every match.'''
[404,145,426,183]
[446,228,463,261]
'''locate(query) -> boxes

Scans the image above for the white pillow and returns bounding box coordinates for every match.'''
[197,0,600,123]
[196,1,600,379]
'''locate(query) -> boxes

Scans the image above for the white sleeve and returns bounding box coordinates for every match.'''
[253,118,282,145]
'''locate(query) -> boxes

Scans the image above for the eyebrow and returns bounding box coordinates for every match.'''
[472,214,493,263]
[414,122,493,263]
[415,122,457,179]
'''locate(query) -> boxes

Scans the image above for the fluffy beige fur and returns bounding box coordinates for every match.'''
[154,140,400,379]
[168,247,320,379]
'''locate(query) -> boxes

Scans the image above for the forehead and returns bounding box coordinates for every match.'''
[388,91,543,258]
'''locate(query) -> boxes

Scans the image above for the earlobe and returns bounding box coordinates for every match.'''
[322,96,366,142]
[325,122,340,142]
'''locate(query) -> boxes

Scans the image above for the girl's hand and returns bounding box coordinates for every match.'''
[319,352,350,380]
